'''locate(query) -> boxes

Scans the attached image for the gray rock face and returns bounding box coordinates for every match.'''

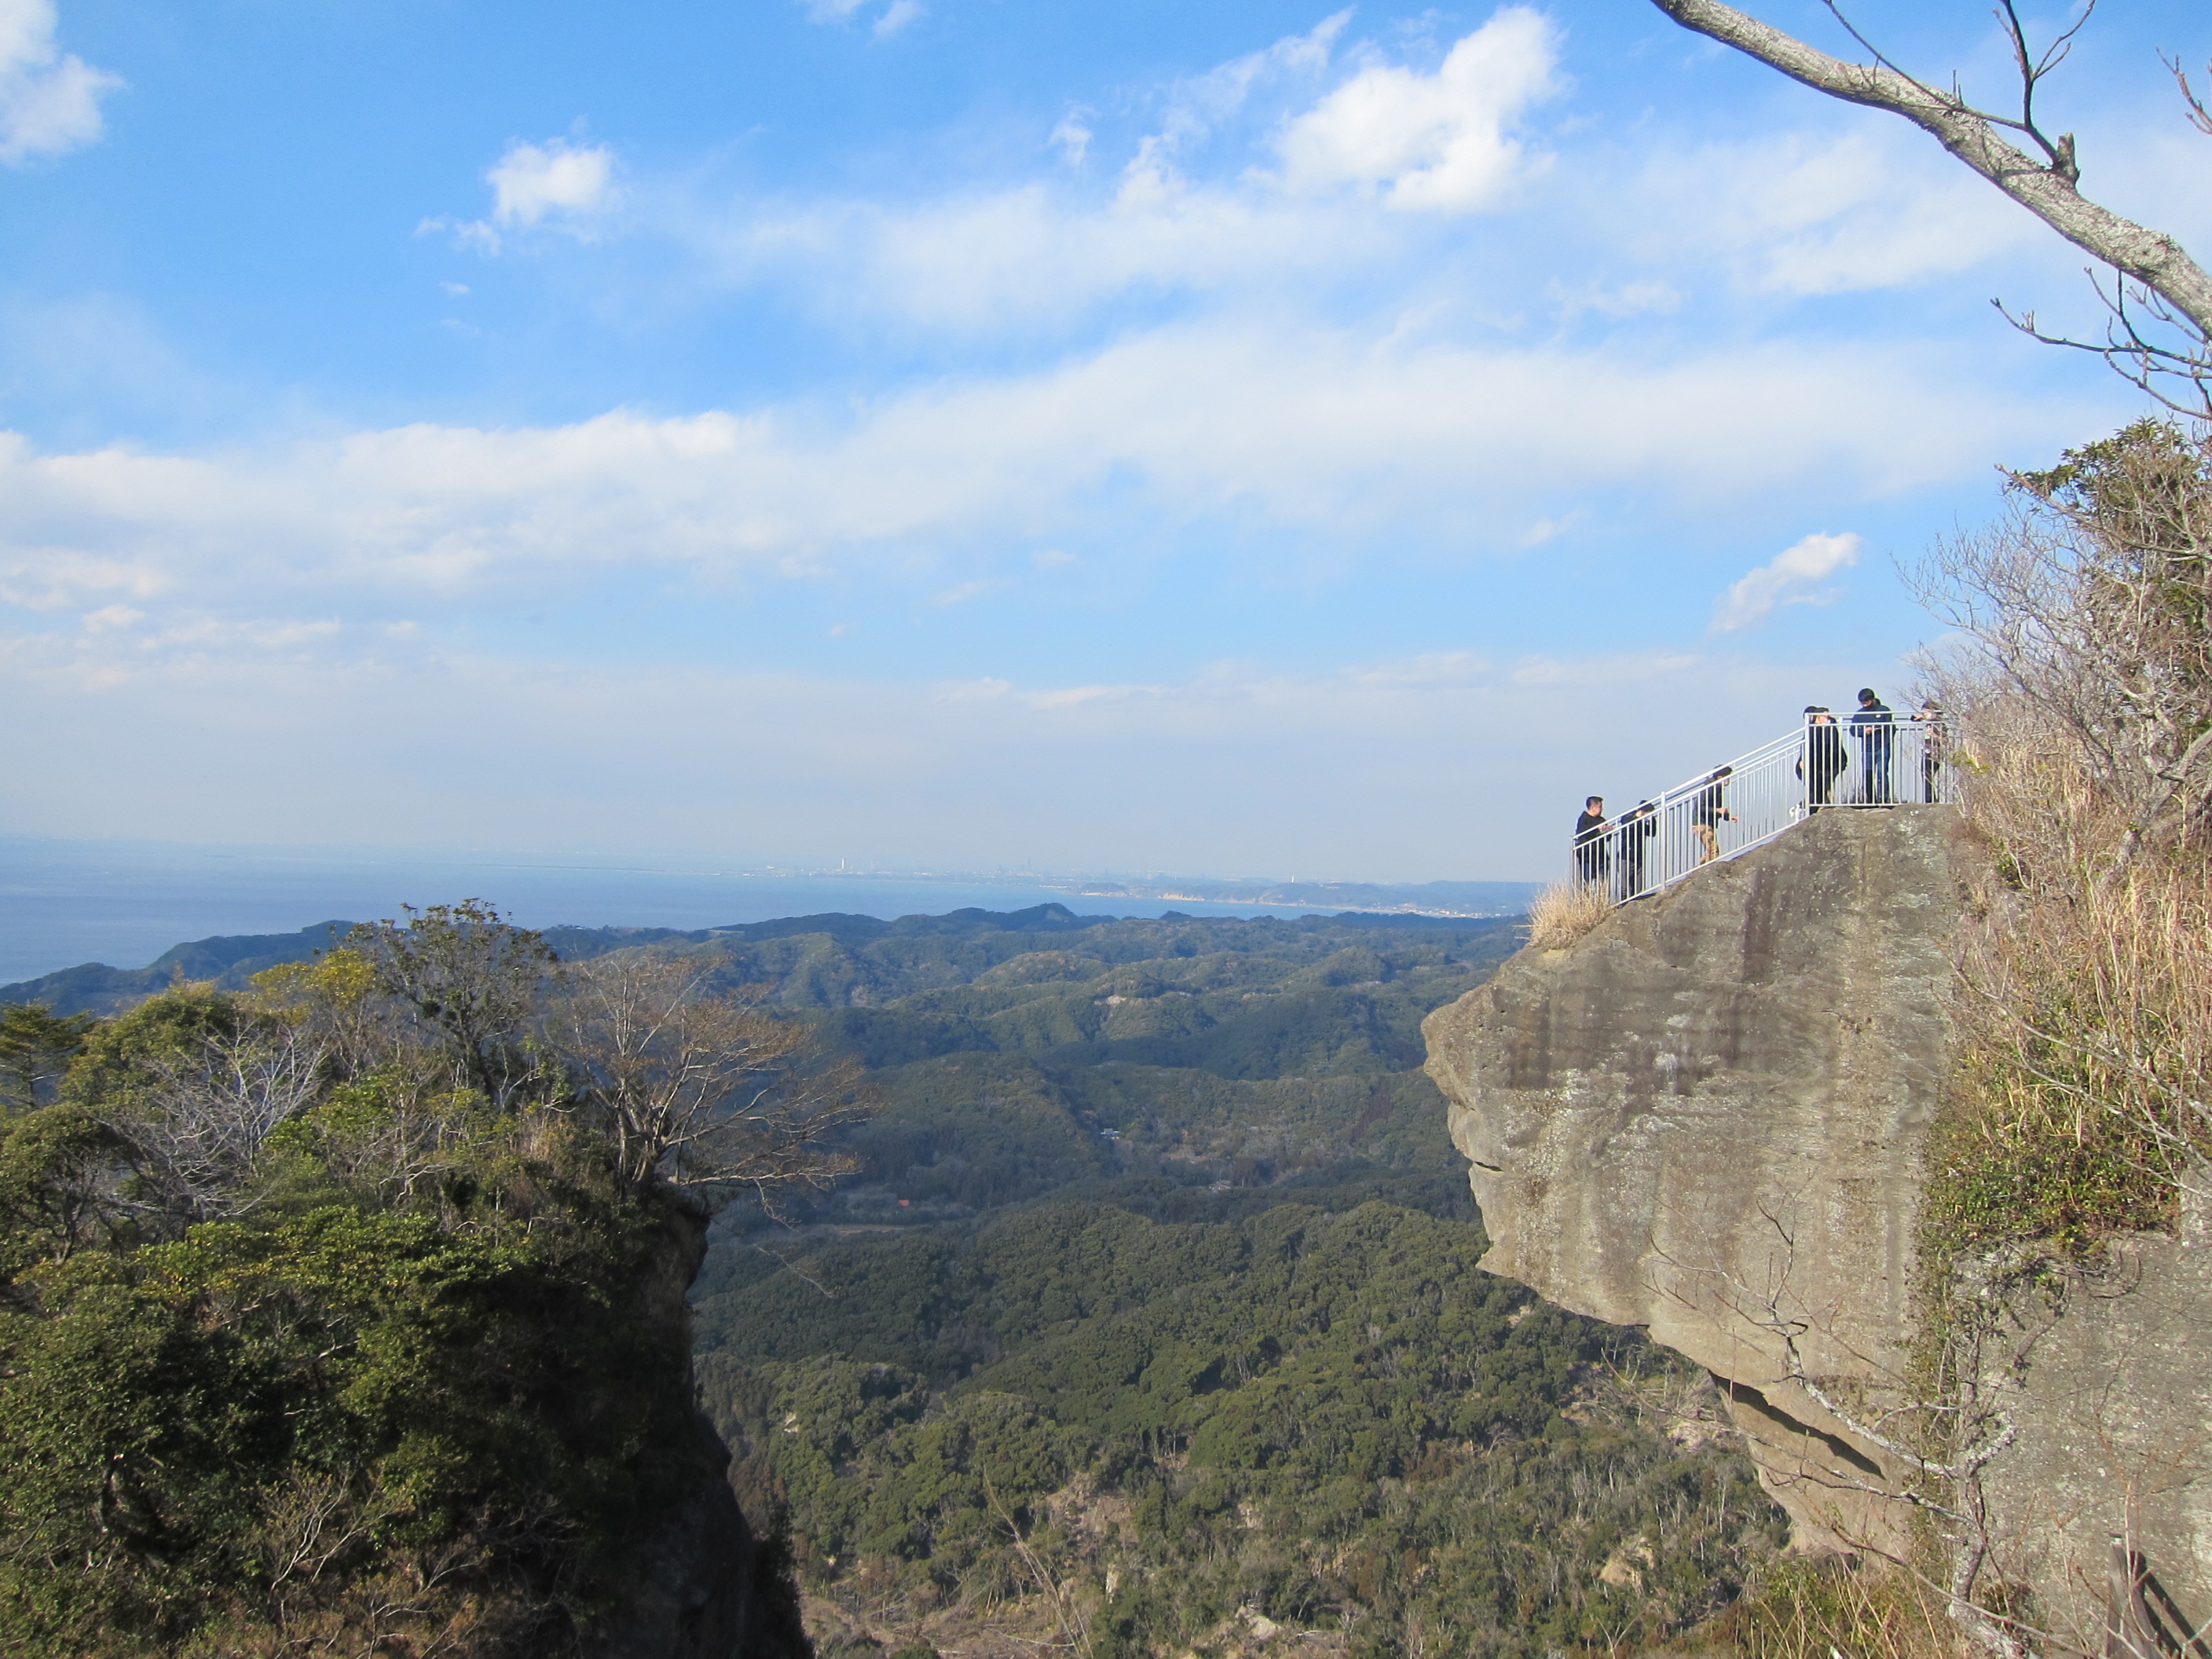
[1425,806,2212,1642]
[1423,808,1965,1553]
[1980,1199,2212,1653]
[584,1206,815,1659]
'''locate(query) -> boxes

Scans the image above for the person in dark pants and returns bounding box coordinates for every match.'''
[1617,800,1658,899]
[1573,796,1610,885]
[1851,688,1894,803]
[1912,698,1944,802]
[1691,766,1734,864]
[1796,705,1848,811]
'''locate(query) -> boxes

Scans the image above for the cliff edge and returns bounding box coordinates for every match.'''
[1423,808,1960,1555]
[1425,807,2212,1644]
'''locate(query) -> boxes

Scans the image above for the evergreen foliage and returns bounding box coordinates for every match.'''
[689,909,1787,1656]
[0,916,819,1656]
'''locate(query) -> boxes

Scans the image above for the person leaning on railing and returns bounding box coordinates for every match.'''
[1691,765,1735,864]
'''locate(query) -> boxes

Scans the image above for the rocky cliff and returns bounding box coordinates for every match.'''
[1423,808,2212,1643]
[588,1205,815,1659]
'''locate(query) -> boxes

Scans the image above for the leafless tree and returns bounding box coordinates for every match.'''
[1892,428,2212,1652]
[1645,0,2212,412]
[1911,423,2212,873]
[553,951,869,1202]
[1648,1217,2061,1659]
[108,1023,326,1228]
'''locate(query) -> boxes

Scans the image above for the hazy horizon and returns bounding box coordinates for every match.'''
[5,1,2202,879]
[0,833,1540,985]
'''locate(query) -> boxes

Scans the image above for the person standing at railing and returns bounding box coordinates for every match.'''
[1617,800,1658,898]
[1912,698,1944,803]
[1691,766,1735,863]
[1796,706,1848,812]
[1851,688,1895,804]
[1573,796,1611,886]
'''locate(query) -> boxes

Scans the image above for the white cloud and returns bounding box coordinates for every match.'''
[1547,277,1681,321]
[0,0,121,164]
[1277,7,1560,211]
[1145,9,1350,163]
[0,335,2074,625]
[1708,531,1863,633]
[666,11,1567,332]
[716,185,1385,334]
[1049,110,1093,168]
[873,0,923,39]
[1633,129,2042,297]
[802,0,921,38]
[488,137,617,228]
[932,578,1002,606]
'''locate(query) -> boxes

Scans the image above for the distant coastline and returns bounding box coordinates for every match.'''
[0,835,1538,987]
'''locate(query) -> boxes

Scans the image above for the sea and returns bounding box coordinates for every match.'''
[0,837,1363,986]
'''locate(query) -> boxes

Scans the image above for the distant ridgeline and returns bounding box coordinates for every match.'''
[1050,877,1543,917]
[0,900,1526,1020]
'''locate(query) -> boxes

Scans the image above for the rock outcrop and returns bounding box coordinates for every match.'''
[1425,808,1960,1554]
[1424,805,2212,1640]
[586,1205,815,1659]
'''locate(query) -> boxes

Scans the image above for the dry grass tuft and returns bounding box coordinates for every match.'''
[1924,713,2212,1261]
[1524,878,1613,950]
[1718,1556,1961,1659]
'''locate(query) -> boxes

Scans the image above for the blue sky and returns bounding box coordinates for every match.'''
[2,0,2207,881]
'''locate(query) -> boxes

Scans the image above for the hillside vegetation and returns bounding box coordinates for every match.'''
[679,907,1790,1657]
[4,899,1793,1657]
[0,906,824,1657]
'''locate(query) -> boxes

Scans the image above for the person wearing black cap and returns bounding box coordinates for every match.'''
[1796,705,1848,812]
[1573,796,1610,886]
[1850,688,1894,803]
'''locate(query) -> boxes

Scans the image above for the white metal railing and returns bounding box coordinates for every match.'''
[1571,715,1954,903]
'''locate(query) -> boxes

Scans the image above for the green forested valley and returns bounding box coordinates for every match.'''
[0,901,1787,1657]
[683,906,1789,1657]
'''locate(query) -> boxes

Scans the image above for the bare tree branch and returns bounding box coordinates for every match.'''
[1644,0,2212,339]
[554,951,871,1201]
[106,1024,326,1227]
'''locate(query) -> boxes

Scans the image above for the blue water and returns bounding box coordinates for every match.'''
[0,837,1358,985]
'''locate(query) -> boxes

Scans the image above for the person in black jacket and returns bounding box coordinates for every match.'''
[1573,797,1610,885]
[1690,766,1734,864]
[1796,705,1848,811]
[1851,688,1894,803]
[1617,800,1659,899]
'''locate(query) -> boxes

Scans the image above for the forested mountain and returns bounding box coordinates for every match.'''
[2,903,1787,1657]
[679,907,1789,1657]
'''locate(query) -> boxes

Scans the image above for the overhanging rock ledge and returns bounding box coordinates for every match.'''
[1422,807,1964,1554]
